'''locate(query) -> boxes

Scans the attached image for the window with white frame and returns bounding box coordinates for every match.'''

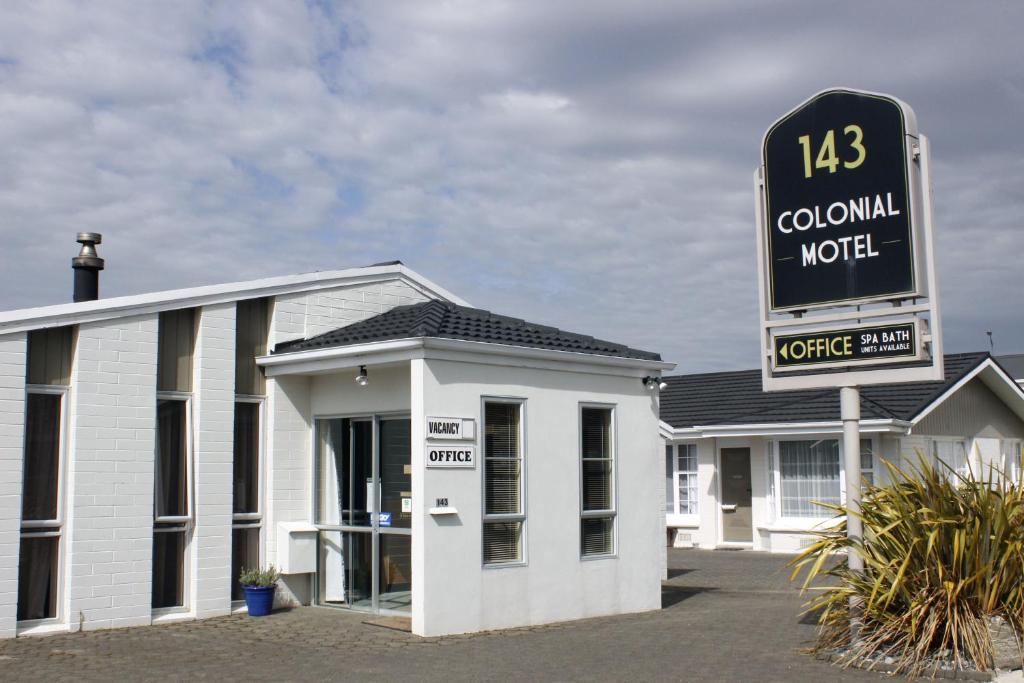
[860,438,875,488]
[153,309,196,611]
[778,439,841,518]
[1003,440,1022,483]
[665,444,698,516]
[580,406,615,556]
[19,326,73,623]
[933,439,969,478]
[482,401,524,565]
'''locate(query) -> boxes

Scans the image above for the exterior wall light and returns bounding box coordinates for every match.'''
[642,376,666,391]
[355,365,368,386]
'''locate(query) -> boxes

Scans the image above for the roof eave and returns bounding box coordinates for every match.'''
[661,419,911,439]
[0,264,467,335]
[258,336,674,377]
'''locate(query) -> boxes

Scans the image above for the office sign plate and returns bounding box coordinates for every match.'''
[425,446,476,468]
[762,89,919,311]
[773,322,917,371]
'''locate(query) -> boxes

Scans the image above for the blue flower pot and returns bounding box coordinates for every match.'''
[242,585,276,617]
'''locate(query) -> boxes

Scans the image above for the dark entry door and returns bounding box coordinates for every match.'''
[720,448,752,543]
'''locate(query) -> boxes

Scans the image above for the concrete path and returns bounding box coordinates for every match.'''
[0,549,889,681]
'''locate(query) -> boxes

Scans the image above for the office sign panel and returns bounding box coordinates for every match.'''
[773,322,917,371]
[763,89,919,311]
[425,446,476,468]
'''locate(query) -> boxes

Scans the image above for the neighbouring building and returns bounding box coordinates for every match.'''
[660,353,1024,553]
[0,238,671,639]
[999,353,1024,389]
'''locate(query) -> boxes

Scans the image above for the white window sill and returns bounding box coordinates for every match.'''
[758,518,842,533]
[151,609,195,625]
[17,620,68,637]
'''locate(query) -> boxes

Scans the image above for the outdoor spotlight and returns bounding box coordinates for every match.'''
[355,365,368,386]
[659,381,668,391]
[641,376,657,391]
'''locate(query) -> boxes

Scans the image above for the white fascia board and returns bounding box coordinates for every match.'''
[421,338,674,373]
[911,358,1024,426]
[261,339,425,377]
[661,419,908,440]
[0,264,467,335]
[259,336,673,378]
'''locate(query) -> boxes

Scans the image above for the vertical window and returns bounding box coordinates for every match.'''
[154,309,195,610]
[482,401,524,565]
[677,444,698,515]
[580,406,615,557]
[665,445,674,513]
[779,439,841,518]
[665,444,699,515]
[19,326,73,623]
[860,438,874,487]
[933,439,969,478]
[153,398,191,609]
[231,298,268,601]
[231,401,261,601]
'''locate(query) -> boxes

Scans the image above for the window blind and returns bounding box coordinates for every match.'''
[580,407,615,556]
[483,402,523,564]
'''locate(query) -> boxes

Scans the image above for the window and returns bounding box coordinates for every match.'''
[665,444,698,516]
[779,439,841,518]
[153,309,196,611]
[19,326,73,623]
[860,438,875,487]
[580,406,615,557]
[1003,440,1022,483]
[153,398,191,609]
[933,439,969,478]
[231,400,262,601]
[231,297,269,602]
[482,401,524,565]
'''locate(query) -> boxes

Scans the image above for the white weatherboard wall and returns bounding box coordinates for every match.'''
[0,333,26,638]
[191,303,236,618]
[68,315,158,631]
[417,358,663,637]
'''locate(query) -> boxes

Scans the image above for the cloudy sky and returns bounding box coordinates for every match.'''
[1,2,1021,371]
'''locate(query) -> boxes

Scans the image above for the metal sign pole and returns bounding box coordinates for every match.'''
[840,385,863,641]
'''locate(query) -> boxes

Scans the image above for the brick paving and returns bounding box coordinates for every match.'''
[0,549,888,682]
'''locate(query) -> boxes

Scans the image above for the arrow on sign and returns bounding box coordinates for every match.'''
[779,342,788,360]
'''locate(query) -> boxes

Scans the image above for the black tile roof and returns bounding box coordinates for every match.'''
[660,352,990,429]
[273,299,662,361]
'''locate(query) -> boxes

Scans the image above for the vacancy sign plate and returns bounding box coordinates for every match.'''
[773,322,917,371]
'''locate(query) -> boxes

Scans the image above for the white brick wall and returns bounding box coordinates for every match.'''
[0,333,26,639]
[280,279,430,340]
[191,304,236,618]
[67,315,158,632]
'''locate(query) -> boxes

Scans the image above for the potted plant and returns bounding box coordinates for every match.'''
[238,565,280,617]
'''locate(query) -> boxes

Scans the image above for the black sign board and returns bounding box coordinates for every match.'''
[763,90,917,311]
[774,322,916,369]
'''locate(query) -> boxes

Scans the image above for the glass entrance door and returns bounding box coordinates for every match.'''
[315,415,411,614]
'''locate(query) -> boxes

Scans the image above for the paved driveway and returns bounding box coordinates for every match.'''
[0,549,886,682]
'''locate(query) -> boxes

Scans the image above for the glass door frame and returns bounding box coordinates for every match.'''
[312,411,412,615]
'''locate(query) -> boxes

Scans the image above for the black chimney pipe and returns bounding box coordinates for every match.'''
[72,233,104,302]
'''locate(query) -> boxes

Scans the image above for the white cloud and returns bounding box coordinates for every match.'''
[0,1,1022,370]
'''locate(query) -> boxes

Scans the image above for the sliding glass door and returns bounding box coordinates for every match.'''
[314,415,411,614]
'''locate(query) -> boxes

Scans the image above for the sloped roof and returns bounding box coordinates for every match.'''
[998,353,1024,380]
[660,352,989,429]
[273,299,662,361]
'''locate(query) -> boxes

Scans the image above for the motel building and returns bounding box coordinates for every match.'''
[0,237,672,639]
[660,353,1024,552]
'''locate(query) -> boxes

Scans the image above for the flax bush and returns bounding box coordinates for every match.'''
[789,458,1024,676]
